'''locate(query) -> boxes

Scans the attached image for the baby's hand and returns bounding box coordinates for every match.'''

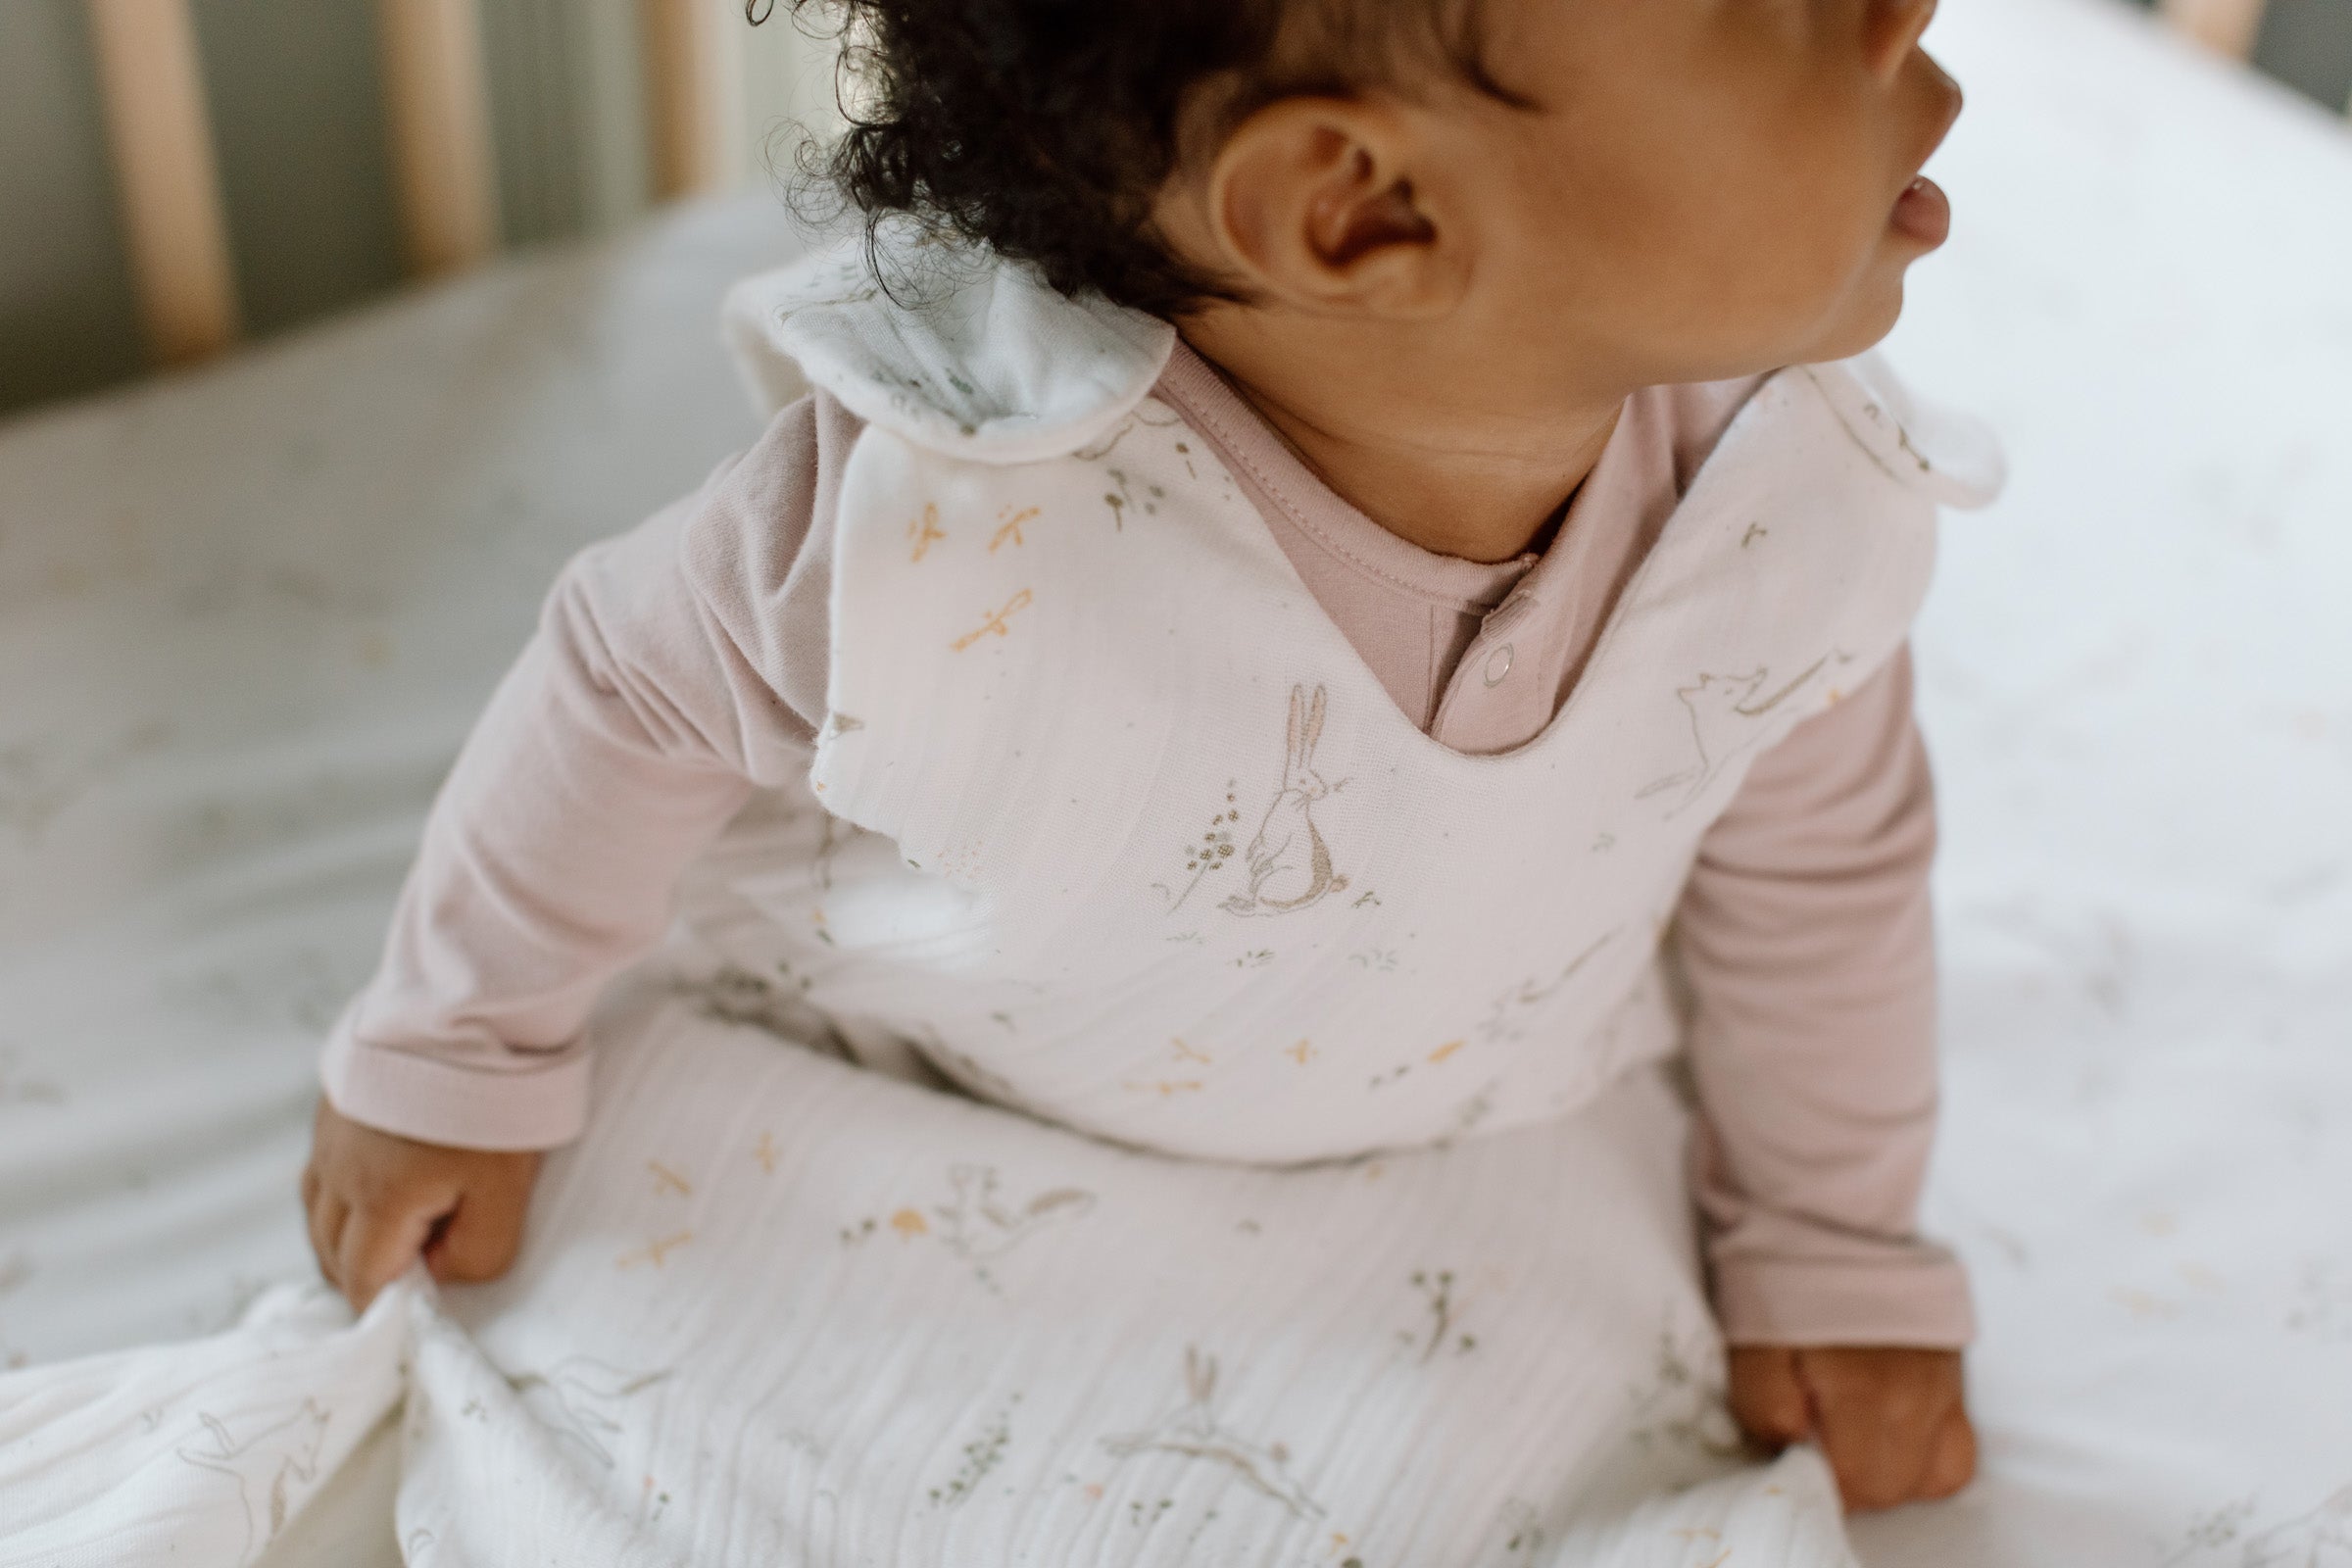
[1727,1345,1976,1512]
[301,1098,542,1312]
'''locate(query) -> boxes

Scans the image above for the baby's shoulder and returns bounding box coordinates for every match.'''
[652,389,868,739]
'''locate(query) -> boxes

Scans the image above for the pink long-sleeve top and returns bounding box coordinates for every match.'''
[321,339,1975,1349]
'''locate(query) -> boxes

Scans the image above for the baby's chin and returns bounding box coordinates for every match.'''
[1800,265,1913,367]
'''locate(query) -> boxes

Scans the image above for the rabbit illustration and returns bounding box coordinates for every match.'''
[1637,656,1832,811]
[176,1398,330,1562]
[1100,1346,1324,1519]
[1222,684,1349,917]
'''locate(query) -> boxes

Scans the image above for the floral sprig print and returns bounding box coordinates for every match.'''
[929,1397,1018,1508]
[1102,468,1164,529]
[2160,1494,2259,1564]
[1397,1269,1477,1362]
[1622,1319,1744,1462]
[1157,781,1245,909]
[2162,1483,2352,1567]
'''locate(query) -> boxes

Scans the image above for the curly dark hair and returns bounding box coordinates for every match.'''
[758,0,1519,318]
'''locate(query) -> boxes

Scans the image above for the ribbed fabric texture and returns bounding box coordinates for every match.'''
[1,974,1860,1566]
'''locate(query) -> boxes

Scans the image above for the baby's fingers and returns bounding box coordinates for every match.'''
[1801,1349,1959,1511]
[337,1195,443,1313]
[1918,1407,1978,1498]
[1812,1398,1931,1511]
[1727,1347,1813,1450]
[306,1184,351,1293]
[426,1166,535,1285]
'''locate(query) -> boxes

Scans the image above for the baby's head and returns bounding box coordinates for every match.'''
[795,0,1959,406]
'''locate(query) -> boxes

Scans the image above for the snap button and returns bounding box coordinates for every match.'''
[1483,642,1515,687]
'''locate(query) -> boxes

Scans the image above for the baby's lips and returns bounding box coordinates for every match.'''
[1891,175,1951,247]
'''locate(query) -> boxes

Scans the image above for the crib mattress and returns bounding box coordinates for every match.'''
[0,0,2347,1560]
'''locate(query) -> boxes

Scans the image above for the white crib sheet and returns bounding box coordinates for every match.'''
[0,0,2347,1560]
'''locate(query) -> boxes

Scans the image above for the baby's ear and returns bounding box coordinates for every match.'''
[1193,96,1468,320]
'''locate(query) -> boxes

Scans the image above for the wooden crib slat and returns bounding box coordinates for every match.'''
[641,0,737,201]
[2160,0,2273,59]
[377,0,501,276]
[83,0,240,366]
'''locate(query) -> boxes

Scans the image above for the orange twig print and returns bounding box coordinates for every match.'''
[1428,1040,1465,1064]
[907,504,946,562]
[990,506,1039,552]
[1169,1037,1211,1064]
[648,1160,692,1197]
[754,1133,778,1174]
[1287,1040,1316,1065]
[617,1231,694,1270]
[951,589,1033,652]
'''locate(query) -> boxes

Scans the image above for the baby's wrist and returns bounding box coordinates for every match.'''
[320,1032,589,1153]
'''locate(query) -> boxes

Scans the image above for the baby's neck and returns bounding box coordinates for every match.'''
[1177,322,1626,565]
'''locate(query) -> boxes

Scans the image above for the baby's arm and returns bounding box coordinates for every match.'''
[1675,644,1975,1508]
[306,394,853,1307]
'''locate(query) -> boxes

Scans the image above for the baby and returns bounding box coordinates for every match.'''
[305,0,1988,1517]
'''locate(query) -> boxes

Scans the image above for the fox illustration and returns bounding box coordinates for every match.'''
[506,1356,670,1470]
[1222,684,1349,917]
[1638,657,1834,812]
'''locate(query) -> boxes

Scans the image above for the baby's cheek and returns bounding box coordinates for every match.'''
[1745,172,1916,360]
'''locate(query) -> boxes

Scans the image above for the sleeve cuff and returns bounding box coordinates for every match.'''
[1708,1246,1978,1349]
[320,1014,591,1152]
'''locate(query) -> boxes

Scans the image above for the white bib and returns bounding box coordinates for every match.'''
[677,238,2002,1165]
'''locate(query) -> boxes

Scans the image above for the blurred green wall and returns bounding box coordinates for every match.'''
[2119,0,2352,108]
[0,1,146,413]
[2252,0,2352,112]
[0,0,837,419]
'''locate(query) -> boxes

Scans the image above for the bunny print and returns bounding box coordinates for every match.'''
[1221,684,1350,918]
[1099,1346,1324,1519]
